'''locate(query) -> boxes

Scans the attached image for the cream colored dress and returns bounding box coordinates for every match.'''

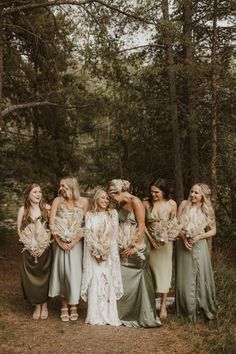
[146,208,173,293]
[81,210,123,326]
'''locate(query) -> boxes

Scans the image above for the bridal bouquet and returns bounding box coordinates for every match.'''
[118,221,145,259]
[180,217,205,241]
[85,220,112,261]
[51,214,83,243]
[20,219,51,263]
[152,217,182,245]
[181,213,207,241]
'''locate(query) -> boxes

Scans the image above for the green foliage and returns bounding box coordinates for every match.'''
[0,1,235,225]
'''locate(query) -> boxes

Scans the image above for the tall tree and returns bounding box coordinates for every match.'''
[182,0,199,184]
[161,0,184,203]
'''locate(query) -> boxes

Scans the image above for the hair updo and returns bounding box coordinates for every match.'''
[108,179,131,193]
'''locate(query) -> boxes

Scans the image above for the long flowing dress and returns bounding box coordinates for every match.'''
[81,209,123,326]
[117,209,161,328]
[146,208,173,294]
[175,206,217,321]
[49,200,84,305]
[21,215,52,305]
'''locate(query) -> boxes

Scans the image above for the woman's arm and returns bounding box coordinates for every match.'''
[17,206,24,239]
[177,200,193,251]
[132,197,145,244]
[81,197,90,215]
[142,200,159,249]
[191,225,216,244]
[177,200,187,219]
[49,197,59,229]
[121,197,145,258]
[169,199,177,218]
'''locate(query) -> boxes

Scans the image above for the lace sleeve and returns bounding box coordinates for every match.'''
[110,209,123,300]
[80,212,94,302]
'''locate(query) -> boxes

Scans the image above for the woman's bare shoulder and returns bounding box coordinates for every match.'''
[142,199,150,209]
[18,206,24,215]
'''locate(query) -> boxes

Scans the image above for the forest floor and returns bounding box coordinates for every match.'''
[0,226,235,354]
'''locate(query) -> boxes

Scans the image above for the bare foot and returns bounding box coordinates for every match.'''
[40,303,48,320]
[160,305,167,319]
[32,304,41,320]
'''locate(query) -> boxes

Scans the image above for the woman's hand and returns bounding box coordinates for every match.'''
[189,233,203,245]
[151,239,160,250]
[31,248,45,258]
[121,246,137,258]
[55,236,71,252]
[183,237,193,251]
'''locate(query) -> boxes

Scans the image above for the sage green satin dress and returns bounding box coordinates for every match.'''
[175,208,217,321]
[21,216,52,305]
[146,208,173,294]
[49,204,84,305]
[117,209,161,328]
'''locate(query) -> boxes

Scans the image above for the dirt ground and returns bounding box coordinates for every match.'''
[0,228,213,354]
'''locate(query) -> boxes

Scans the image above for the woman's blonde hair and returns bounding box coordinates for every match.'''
[59,176,80,202]
[188,183,215,227]
[90,189,111,213]
[107,179,131,193]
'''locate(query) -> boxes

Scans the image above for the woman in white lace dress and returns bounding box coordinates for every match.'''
[81,189,123,326]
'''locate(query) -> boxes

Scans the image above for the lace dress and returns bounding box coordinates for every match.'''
[49,200,84,305]
[20,215,52,305]
[146,208,173,293]
[81,209,123,326]
[175,206,217,321]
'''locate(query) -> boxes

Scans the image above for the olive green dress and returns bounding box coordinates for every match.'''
[21,216,52,305]
[117,209,161,328]
[175,207,217,321]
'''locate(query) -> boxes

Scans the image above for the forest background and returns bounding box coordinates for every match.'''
[0,1,235,353]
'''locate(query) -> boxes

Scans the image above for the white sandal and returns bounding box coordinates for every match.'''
[60,308,69,322]
[70,306,78,321]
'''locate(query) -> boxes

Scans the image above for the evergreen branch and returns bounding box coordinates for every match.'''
[2,101,89,117]
[2,0,94,15]
[119,44,164,53]
[93,0,156,25]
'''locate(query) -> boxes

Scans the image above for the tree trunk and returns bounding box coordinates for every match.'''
[0,9,3,129]
[183,0,199,184]
[162,0,184,204]
[209,0,218,255]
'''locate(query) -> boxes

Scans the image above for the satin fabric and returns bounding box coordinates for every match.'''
[117,209,161,328]
[49,205,84,305]
[175,238,217,321]
[21,245,52,305]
